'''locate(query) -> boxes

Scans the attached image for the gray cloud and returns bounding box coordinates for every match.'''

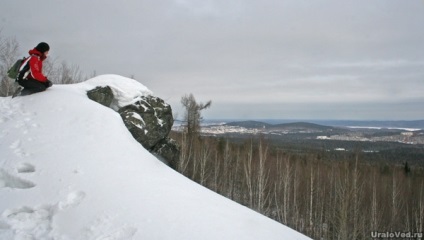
[1,0,423,120]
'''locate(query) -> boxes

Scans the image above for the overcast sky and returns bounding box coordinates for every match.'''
[1,0,424,120]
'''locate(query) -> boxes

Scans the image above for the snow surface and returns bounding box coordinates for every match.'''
[0,75,309,240]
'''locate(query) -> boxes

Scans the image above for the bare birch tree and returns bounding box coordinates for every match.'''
[243,140,254,208]
[415,181,424,234]
[198,142,210,185]
[371,168,380,230]
[391,172,402,230]
[45,59,83,84]
[309,163,314,234]
[256,139,270,214]
[0,34,19,96]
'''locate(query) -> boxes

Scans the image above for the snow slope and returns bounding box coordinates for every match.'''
[0,75,309,240]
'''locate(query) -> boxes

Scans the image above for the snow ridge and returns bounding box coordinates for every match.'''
[0,75,309,240]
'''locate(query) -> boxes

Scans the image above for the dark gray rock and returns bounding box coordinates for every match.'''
[118,95,173,150]
[87,86,114,107]
[87,86,179,168]
[152,138,180,169]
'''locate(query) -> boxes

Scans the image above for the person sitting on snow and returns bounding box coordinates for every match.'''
[14,42,53,97]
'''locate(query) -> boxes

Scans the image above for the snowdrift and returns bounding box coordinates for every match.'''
[0,75,309,240]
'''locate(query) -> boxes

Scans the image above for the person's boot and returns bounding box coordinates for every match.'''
[20,89,33,96]
[12,86,23,98]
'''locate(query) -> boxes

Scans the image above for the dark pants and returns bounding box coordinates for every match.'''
[18,79,52,95]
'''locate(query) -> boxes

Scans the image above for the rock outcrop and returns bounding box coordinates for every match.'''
[152,138,180,168]
[87,86,179,168]
[87,86,114,108]
[118,96,173,149]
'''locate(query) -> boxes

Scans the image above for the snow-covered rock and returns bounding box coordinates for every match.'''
[86,83,177,165]
[118,95,173,150]
[0,75,309,240]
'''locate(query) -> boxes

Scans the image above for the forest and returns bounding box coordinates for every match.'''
[172,95,424,239]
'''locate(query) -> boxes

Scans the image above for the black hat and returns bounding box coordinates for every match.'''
[35,42,50,53]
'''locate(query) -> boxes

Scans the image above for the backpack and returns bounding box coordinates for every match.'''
[7,57,31,81]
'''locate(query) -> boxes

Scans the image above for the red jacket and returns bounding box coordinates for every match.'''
[27,49,48,82]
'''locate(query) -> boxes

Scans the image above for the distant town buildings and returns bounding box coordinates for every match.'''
[173,124,424,145]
